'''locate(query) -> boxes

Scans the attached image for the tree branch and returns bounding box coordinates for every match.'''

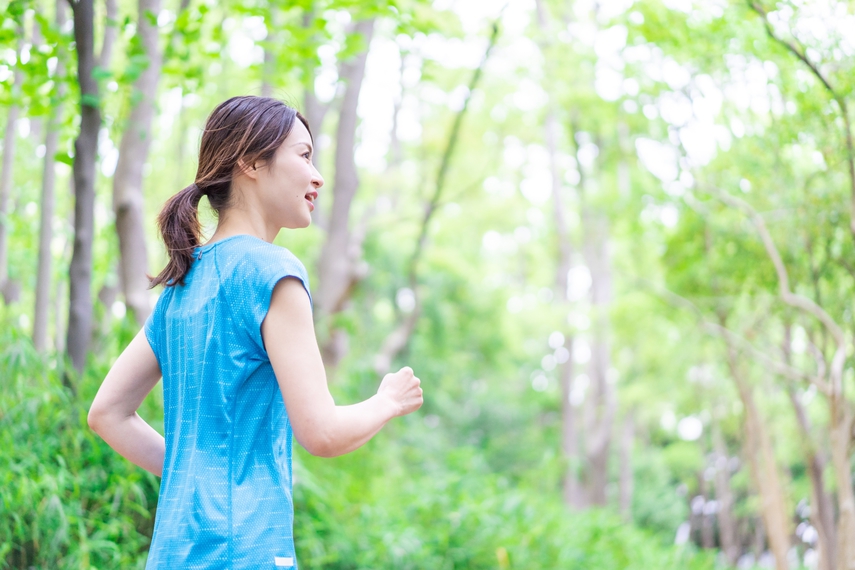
[749,1,855,240]
[708,186,846,348]
[706,185,847,396]
[407,19,502,285]
[372,17,502,374]
[650,282,830,393]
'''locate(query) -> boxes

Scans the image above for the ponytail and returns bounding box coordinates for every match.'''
[149,183,204,288]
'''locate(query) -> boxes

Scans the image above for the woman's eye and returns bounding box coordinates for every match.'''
[303,152,311,160]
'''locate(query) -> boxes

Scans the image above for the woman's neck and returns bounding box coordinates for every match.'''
[206,208,278,245]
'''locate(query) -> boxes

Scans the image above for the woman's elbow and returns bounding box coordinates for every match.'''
[297,433,338,457]
[87,407,101,432]
[87,401,109,434]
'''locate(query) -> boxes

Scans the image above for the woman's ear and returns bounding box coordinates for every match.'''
[236,158,259,179]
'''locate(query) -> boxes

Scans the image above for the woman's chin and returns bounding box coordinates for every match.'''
[283,218,312,230]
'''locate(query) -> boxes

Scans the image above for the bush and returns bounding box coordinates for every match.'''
[0,329,158,569]
[294,445,718,570]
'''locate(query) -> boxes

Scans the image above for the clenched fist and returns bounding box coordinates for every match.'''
[377,366,424,417]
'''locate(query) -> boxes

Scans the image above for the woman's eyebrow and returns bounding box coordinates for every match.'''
[291,141,313,153]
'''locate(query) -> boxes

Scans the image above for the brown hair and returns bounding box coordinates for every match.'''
[150,96,311,287]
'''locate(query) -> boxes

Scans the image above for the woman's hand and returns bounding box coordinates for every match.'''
[377,366,423,417]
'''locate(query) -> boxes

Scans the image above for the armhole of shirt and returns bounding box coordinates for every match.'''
[247,249,312,353]
[144,306,158,357]
[257,273,311,353]
[144,291,166,370]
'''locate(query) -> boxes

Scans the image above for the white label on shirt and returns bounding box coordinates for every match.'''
[274,556,294,567]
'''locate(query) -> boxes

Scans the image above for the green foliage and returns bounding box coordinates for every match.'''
[0,327,159,569]
[631,450,690,541]
[295,445,717,570]
[1,324,714,568]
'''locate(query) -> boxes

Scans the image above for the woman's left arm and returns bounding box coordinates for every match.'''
[88,329,165,477]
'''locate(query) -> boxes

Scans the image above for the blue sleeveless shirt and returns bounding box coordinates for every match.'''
[144,235,310,569]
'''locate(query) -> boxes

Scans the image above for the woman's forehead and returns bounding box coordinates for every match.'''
[286,120,312,146]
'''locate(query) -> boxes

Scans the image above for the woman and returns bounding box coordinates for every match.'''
[88,96,424,569]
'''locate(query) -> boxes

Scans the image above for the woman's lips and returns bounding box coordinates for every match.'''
[305,190,318,211]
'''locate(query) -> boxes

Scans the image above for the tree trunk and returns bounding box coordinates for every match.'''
[560,336,580,506]
[824,338,855,570]
[699,474,715,549]
[315,19,374,367]
[29,14,43,146]
[388,52,405,170]
[165,0,190,179]
[301,10,330,212]
[261,51,274,98]
[712,423,740,565]
[549,119,580,505]
[618,410,635,520]
[580,207,615,507]
[725,338,791,570]
[830,394,855,570]
[782,324,836,570]
[0,37,23,296]
[112,0,162,324]
[34,0,68,351]
[261,6,278,98]
[66,0,101,375]
[792,382,837,570]
[98,0,118,71]
[754,516,767,561]
[55,192,75,354]
[535,0,581,509]
[299,9,331,231]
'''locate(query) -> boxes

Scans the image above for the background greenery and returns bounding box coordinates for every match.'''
[2,0,854,568]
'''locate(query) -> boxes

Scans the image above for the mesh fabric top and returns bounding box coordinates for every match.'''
[144,234,311,570]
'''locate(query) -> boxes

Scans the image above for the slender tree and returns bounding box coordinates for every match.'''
[301,8,331,218]
[66,0,102,374]
[723,334,791,570]
[579,199,616,506]
[714,187,855,570]
[373,20,501,375]
[314,18,375,368]
[112,0,162,324]
[712,423,740,565]
[0,22,24,300]
[34,0,68,351]
[534,0,581,508]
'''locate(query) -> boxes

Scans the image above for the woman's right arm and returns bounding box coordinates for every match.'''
[88,330,165,476]
[261,277,423,457]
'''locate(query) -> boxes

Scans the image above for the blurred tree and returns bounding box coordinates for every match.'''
[0,3,24,303]
[373,18,500,376]
[34,0,69,351]
[315,17,375,368]
[534,0,580,508]
[66,0,115,375]
[111,0,162,324]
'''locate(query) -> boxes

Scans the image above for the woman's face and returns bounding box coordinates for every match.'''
[253,119,324,230]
